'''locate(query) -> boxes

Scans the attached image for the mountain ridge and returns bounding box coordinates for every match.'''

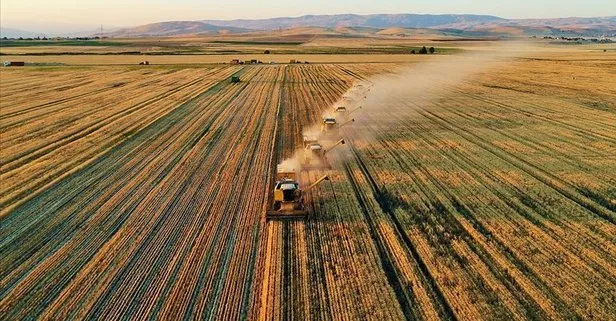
[202,14,506,30]
[4,14,615,38]
[129,14,616,38]
[110,21,251,37]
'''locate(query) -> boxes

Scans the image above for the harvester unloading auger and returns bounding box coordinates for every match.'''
[347,105,362,115]
[266,167,331,220]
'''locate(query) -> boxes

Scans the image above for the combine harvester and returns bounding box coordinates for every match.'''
[333,105,347,113]
[302,138,346,170]
[266,86,367,221]
[266,137,345,220]
[333,104,361,113]
[266,166,330,220]
[321,117,354,135]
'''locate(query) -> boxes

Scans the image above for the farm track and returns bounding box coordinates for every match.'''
[1,57,615,320]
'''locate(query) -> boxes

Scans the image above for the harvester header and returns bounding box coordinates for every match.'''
[276,164,297,181]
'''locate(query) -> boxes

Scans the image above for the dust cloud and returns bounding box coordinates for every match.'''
[277,41,536,175]
[336,41,537,156]
[277,150,303,173]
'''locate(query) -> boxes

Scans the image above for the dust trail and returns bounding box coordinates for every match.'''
[336,41,538,158]
[277,150,302,174]
[277,88,368,179]
[278,42,535,175]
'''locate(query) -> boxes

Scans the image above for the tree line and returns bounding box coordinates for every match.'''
[411,46,436,54]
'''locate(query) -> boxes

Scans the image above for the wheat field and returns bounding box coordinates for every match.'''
[1,47,615,320]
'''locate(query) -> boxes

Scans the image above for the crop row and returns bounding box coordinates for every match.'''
[332,58,616,320]
[259,58,615,320]
[1,64,403,320]
[0,66,240,214]
[2,65,277,319]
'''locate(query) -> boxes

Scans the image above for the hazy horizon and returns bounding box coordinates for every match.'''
[2,0,615,33]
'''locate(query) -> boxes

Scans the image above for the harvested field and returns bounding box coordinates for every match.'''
[1,49,616,320]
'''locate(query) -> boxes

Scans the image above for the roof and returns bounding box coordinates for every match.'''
[280,182,298,190]
[323,118,337,124]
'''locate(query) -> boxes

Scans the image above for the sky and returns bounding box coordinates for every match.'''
[2,0,615,30]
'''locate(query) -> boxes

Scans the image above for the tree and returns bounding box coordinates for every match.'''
[264,50,271,54]
[429,47,435,54]
[411,50,416,54]
[419,46,428,54]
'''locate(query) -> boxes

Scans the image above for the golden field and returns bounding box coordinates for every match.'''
[1,39,615,320]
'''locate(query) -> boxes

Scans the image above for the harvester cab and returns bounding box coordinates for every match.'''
[321,117,338,132]
[334,105,347,113]
[267,166,330,220]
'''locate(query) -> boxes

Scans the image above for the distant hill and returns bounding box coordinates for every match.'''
[111,21,250,37]
[108,14,616,38]
[202,14,505,30]
[509,17,616,36]
[0,27,42,38]
[201,14,616,37]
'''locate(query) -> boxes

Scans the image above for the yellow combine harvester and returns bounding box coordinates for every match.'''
[266,166,330,220]
[302,138,345,170]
